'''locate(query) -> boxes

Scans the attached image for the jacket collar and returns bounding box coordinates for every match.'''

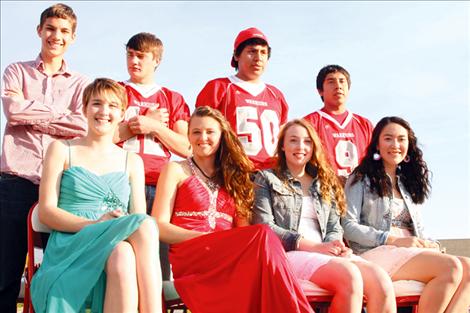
[282,168,321,194]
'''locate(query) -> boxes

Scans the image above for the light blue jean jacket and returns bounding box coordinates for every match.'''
[342,173,426,255]
[252,169,343,252]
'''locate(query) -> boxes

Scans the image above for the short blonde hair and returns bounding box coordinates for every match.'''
[82,78,128,111]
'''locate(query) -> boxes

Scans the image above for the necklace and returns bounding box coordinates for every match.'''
[191,157,216,180]
[190,157,219,192]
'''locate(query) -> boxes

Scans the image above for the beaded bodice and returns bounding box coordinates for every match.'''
[57,166,130,219]
[170,159,235,232]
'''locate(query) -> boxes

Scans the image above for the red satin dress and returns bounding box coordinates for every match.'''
[169,162,314,313]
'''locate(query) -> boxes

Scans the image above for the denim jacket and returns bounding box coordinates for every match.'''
[342,173,427,255]
[252,169,343,252]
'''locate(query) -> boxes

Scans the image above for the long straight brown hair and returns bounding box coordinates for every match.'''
[189,106,255,219]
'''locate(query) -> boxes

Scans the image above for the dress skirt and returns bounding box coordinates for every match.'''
[360,245,433,276]
[170,224,314,313]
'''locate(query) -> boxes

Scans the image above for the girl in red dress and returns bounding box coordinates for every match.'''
[152,106,314,313]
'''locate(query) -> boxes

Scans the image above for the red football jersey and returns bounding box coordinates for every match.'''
[196,76,289,170]
[118,82,190,184]
[304,110,373,177]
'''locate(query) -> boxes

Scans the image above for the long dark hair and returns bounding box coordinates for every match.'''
[351,116,431,204]
[189,106,254,219]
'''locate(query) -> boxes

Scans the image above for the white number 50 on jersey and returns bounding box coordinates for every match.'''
[122,107,167,156]
[236,106,280,156]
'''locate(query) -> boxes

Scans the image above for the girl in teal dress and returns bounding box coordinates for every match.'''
[31,78,162,312]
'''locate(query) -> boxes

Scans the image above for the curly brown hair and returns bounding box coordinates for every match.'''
[275,119,346,215]
[351,116,431,204]
[189,106,255,219]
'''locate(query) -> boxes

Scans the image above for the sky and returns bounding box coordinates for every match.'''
[1,1,469,239]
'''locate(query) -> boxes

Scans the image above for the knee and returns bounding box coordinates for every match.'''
[443,255,463,285]
[363,263,395,298]
[458,256,470,285]
[333,262,363,295]
[374,263,394,289]
[135,217,159,241]
[106,242,136,280]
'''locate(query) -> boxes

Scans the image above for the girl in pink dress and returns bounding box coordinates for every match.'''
[152,106,314,313]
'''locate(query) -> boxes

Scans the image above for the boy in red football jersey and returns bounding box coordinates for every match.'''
[304,65,373,181]
[114,32,191,214]
[196,27,288,170]
[114,33,190,281]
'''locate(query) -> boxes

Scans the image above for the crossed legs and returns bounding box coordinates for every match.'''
[104,218,162,313]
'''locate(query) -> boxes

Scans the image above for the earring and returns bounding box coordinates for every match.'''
[373,152,381,161]
[403,155,410,163]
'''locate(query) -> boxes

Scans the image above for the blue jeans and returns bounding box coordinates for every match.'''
[0,174,38,312]
[145,184,156,215]
[145,184,171,280]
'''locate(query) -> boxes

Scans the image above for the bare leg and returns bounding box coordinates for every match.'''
[392,251,462,313]
[126,218,162,313]
[310,258,363,313]
[353,260,396,313]
[444,256,470,313]
[104,241,138,313]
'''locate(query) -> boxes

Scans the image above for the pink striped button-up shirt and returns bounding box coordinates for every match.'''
[1,55,89,184]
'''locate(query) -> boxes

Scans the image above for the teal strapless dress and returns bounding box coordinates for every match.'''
[31,166,148,313]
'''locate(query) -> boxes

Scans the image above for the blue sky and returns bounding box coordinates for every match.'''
[1,1,469,239]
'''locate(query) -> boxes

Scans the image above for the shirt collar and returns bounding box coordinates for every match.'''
[35,54,71,76]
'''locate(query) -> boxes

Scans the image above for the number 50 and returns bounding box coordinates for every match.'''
[236,106,280,156]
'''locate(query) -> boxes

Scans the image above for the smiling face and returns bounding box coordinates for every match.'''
[126,48,159,84]
[282,124,313,172]
[235,44,269,82]
[378,122,409,173]
[37,17,75,60]
[84,92,124,136]
[319,72,350,112]
[189,116,222,158]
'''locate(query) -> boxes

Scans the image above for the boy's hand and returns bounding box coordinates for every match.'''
[146,106,169,127]
[128,115,160,135]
